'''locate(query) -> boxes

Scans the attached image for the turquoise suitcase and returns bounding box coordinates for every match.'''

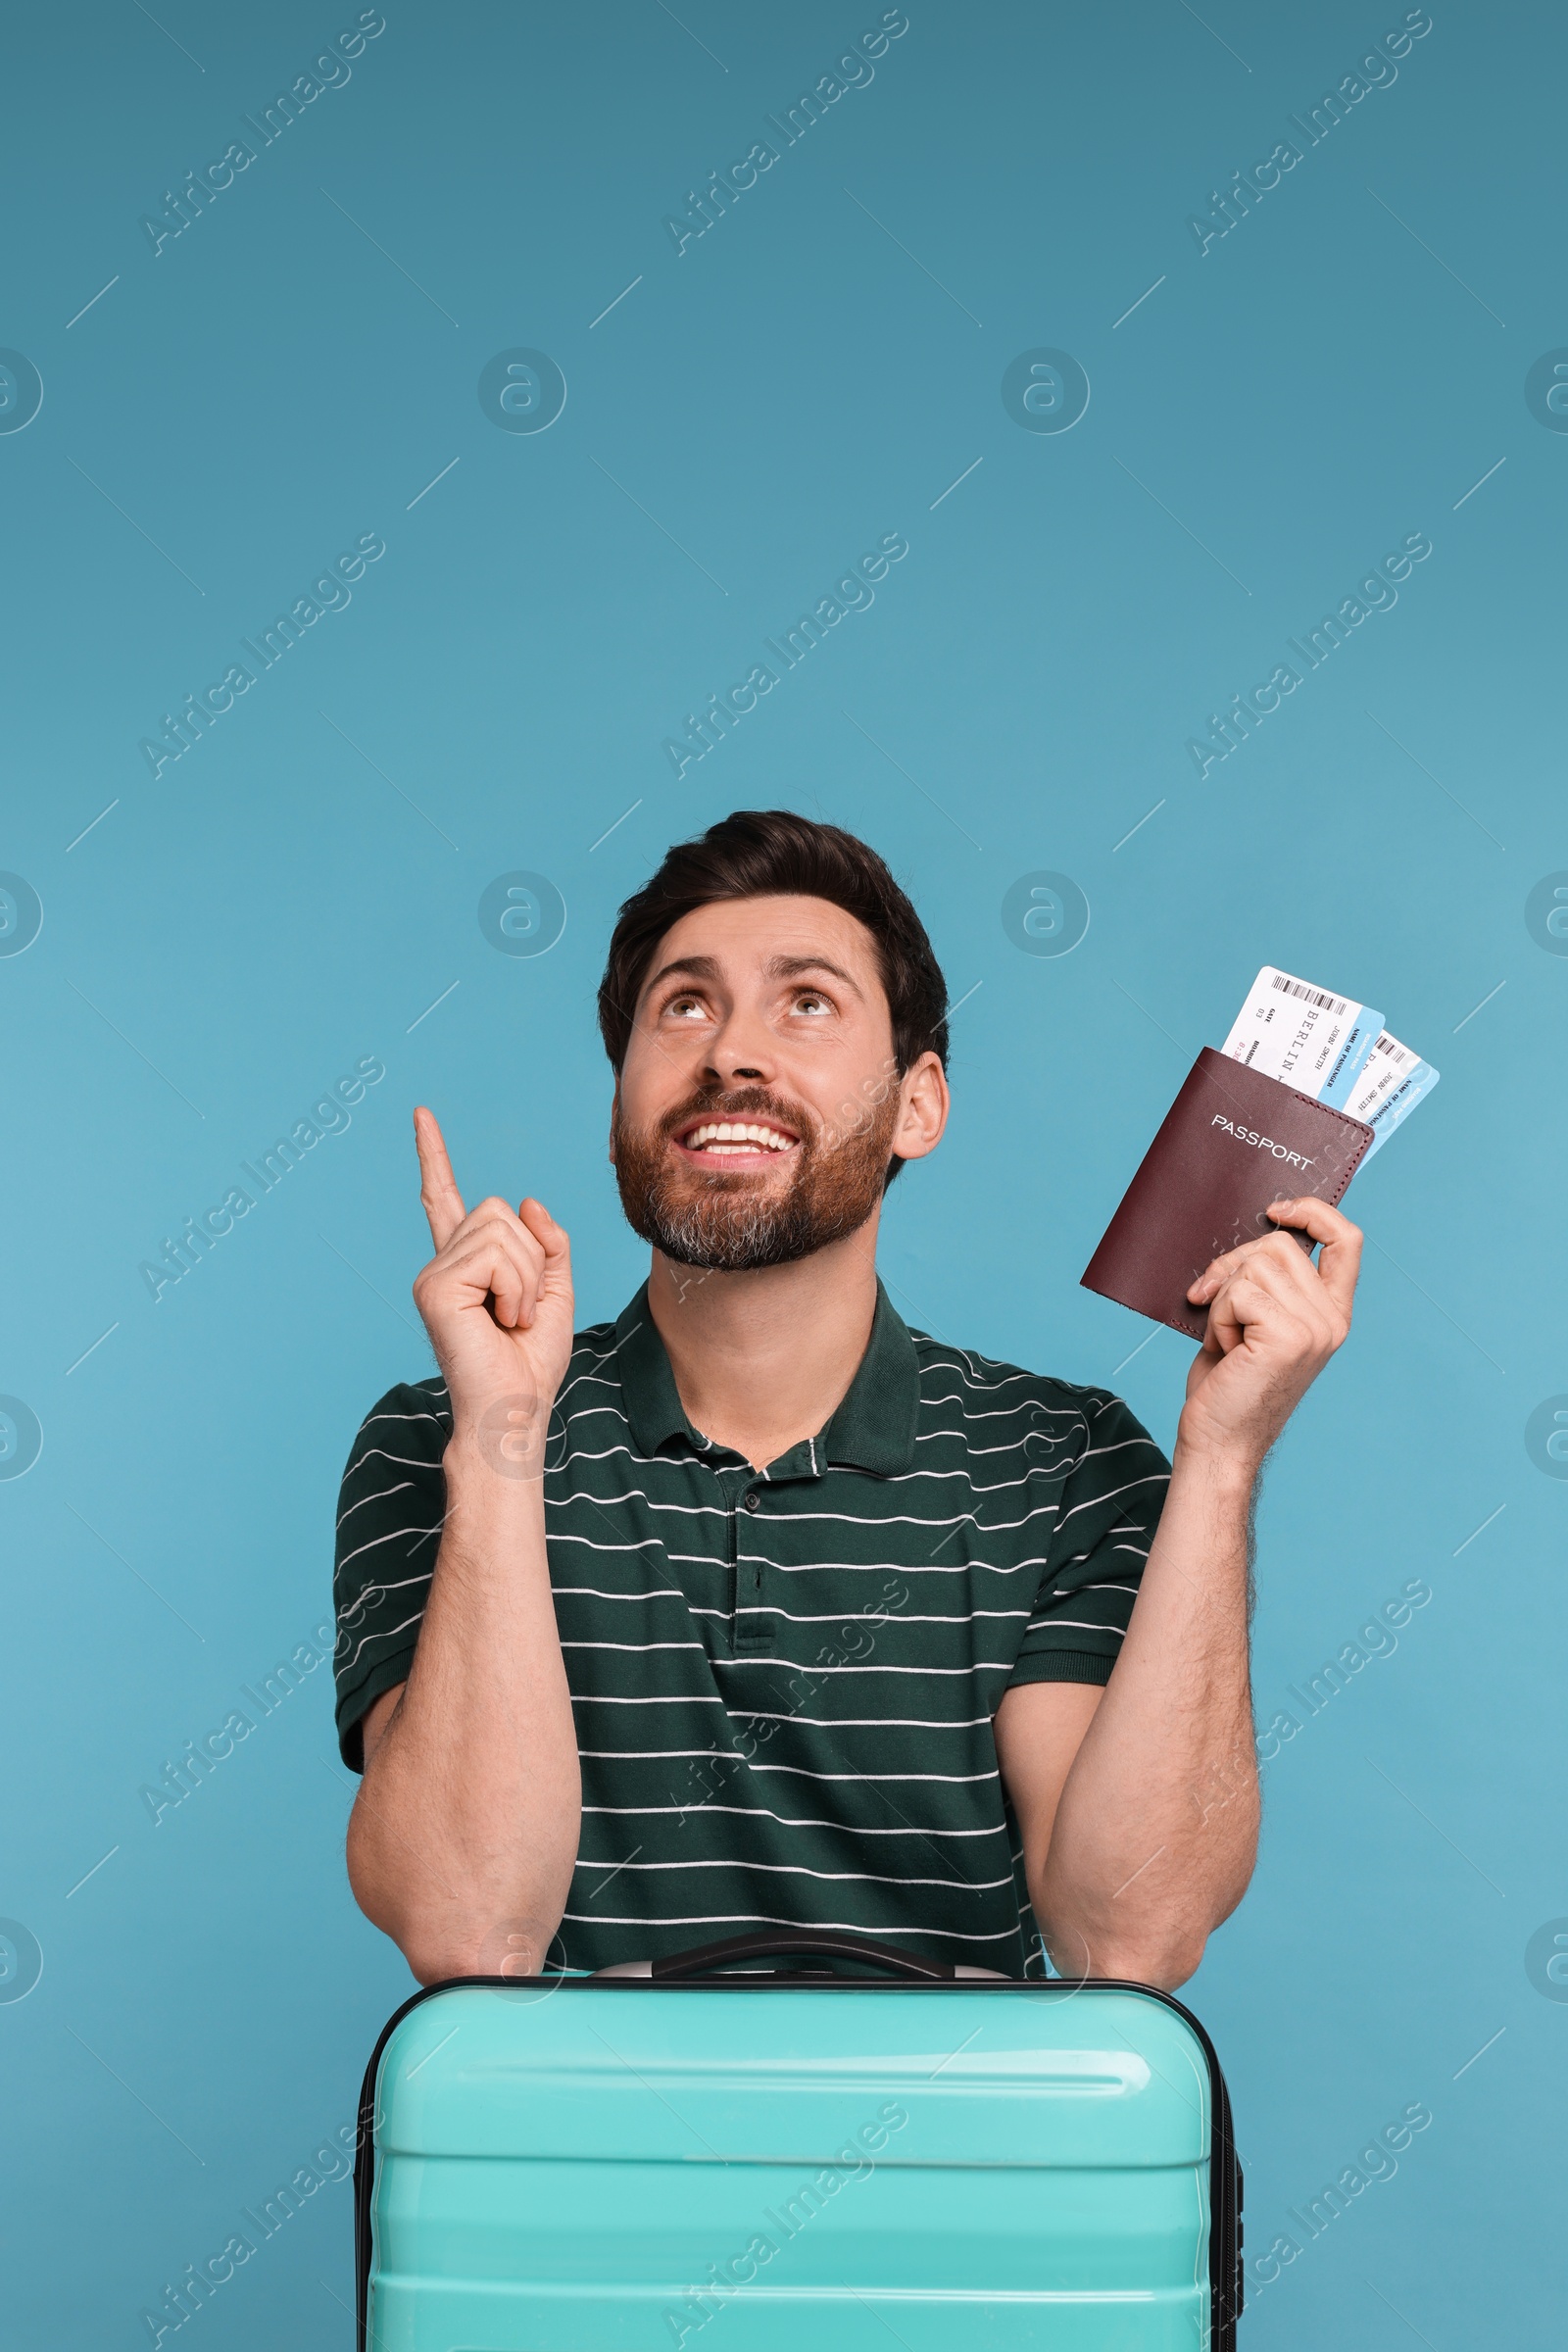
[355,1931,1243,2350]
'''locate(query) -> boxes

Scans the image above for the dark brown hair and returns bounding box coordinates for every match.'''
[598,808,950,1080]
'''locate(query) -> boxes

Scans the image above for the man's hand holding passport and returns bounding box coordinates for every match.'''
[1083,964,1439,1343]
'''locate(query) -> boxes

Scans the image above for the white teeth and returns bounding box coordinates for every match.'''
[684,1119,794,1152]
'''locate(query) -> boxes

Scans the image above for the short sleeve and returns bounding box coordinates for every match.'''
[332,1379,452,1769]
[1005,1390,1170,1690]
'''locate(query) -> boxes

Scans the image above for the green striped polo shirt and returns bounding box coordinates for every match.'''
[333,1281,1169,1977]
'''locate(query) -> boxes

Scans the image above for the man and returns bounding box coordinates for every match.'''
[334,809,1359,1987]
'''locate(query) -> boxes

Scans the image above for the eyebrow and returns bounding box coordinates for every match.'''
[766,953,864,999]
[641,951,865,1002]
[642,955,719,996]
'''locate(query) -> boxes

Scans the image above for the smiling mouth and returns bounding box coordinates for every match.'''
[672,1116,801,1164]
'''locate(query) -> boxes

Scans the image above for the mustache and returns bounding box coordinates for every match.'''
[653,1086,816,1145]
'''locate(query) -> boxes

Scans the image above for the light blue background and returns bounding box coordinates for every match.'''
[2,2,1562,2341]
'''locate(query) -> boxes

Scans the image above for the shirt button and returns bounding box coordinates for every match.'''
[742,1490,760,1511]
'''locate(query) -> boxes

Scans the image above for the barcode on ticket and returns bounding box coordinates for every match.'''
[1270,973,1347,1015]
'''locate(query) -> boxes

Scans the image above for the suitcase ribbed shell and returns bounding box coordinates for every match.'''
[357,1974,1241,2350]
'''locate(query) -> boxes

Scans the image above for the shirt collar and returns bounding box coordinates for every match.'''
[613,1276,919,1479]
[614,1285,703,1458]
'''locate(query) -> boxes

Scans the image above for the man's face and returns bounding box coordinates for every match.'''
[611,894,946,1272]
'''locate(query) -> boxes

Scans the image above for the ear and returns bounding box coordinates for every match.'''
[608,1078,620,1165]
[890,1051,949,1166]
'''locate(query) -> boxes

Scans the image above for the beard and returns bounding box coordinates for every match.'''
[612,1082,900,1272]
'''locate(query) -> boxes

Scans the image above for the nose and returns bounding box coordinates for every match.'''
[702,1002,776,1091]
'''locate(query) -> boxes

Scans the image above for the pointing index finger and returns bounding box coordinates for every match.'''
[414,1105,466,1250]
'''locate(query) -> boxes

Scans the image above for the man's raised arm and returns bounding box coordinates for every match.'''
[344,1107,580,1984]
[998,1197,1362,1987]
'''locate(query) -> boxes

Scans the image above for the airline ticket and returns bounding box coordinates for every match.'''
[1219,966,1382,1107]
[1340,1029,1442,1158]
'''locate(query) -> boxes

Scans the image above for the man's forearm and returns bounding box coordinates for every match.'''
[346,1439,581,1983]
[1032,1440,1261,1986]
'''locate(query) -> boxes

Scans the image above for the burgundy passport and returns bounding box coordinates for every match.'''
[1081,1047,1374,1341]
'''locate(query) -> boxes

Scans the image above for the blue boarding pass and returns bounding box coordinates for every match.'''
[1219,966,1383,1107]
[1340,1028,1441,1158]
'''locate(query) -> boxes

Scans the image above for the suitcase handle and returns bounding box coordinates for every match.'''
[647,1930,961,1981]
